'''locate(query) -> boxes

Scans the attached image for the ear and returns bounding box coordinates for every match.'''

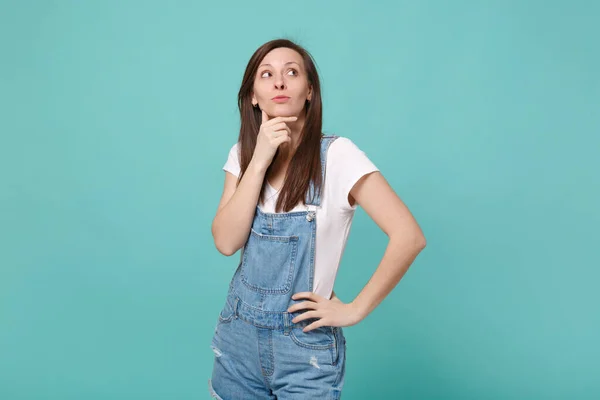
[251,93,257,106]
[307,86,312,101]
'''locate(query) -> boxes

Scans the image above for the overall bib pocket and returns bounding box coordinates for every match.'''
[241,229,299,294]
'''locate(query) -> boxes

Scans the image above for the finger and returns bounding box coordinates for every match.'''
[264,116,297,126]
[269,128,291,139]
[273,135,292,147]
[291,292,313,300]
[271,130,290,139]
[287,301,317,313]
[261,109,269,124]
[303,319,326,333]
[270,122,292,132]
[292,292,319,302]
[292,310,319,324]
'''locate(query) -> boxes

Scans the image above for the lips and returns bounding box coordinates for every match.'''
[272,96,290,104]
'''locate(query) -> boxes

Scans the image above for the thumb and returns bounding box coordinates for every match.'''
[261,109,269,125]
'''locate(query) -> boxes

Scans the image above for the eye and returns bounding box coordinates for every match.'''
[260,71,271,78]
[287,69,298,76]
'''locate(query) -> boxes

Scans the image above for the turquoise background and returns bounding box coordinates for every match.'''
[1,0,598,398]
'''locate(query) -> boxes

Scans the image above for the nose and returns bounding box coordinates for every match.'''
[274,73,286,90]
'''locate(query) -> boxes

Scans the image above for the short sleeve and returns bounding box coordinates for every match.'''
[223,142,241,177]
[326,137,379,211]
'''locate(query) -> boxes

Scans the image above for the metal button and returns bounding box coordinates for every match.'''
[306,212,315,222]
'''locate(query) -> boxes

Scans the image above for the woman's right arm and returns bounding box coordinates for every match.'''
[211,160,268,256]
[211,111,297,256]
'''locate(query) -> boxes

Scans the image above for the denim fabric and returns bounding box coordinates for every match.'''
[209,135,347,399]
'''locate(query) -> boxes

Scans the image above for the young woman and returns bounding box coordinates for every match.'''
[209,38,426,399]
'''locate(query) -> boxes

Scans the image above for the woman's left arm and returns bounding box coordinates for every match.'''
[288,171,426,331]
[345,170,427,320]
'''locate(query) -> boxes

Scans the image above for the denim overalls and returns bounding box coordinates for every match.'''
[209,135,347,400]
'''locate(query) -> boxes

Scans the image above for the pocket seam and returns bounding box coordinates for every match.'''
[249,228,299,242]
[217,313,234,323]
[289,326,335,350]
[241,230,299,294]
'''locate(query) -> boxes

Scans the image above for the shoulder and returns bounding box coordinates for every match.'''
[326,135,368,159]
[322,135,379,209]
[223,141,242,176]
[226,142,241,161]
[229,141,240,154]
[325,134,378,175]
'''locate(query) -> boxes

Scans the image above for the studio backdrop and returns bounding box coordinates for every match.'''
[1,0,598,398]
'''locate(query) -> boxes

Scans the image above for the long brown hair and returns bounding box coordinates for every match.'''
[236,39,323,213]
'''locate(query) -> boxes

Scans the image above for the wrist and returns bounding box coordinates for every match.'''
[248,159,268,176]
[349,299,368,322]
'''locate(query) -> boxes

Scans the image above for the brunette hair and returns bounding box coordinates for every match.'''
[236,39,323,213]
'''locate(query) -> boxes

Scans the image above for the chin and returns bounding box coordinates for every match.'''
[270,107,301,118]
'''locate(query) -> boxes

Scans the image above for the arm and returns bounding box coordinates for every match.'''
[211,160,268,256]
[212,113,297,256]
[348,171,427,320]
[288,170,426,331]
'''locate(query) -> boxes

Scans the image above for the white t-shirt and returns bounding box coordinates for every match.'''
[222,136,379,300]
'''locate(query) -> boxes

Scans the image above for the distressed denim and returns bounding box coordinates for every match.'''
[209,136,347,399]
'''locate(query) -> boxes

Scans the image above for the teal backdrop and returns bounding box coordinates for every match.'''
[1,0,598,398]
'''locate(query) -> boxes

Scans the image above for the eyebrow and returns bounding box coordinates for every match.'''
[258,62,301,68]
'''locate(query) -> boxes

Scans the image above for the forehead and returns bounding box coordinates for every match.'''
[259,47,304,67]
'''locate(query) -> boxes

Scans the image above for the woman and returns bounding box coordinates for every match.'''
[209,38,426,399]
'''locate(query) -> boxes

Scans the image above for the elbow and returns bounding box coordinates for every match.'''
[212,222,237,257]
[216,243,237,257]
[413,229,427,250]
[390,230,426,250]
[213,234,238,256]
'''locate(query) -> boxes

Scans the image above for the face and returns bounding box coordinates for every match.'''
[251,47,312,118]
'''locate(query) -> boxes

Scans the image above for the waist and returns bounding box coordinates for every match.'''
[224,290,305,331]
